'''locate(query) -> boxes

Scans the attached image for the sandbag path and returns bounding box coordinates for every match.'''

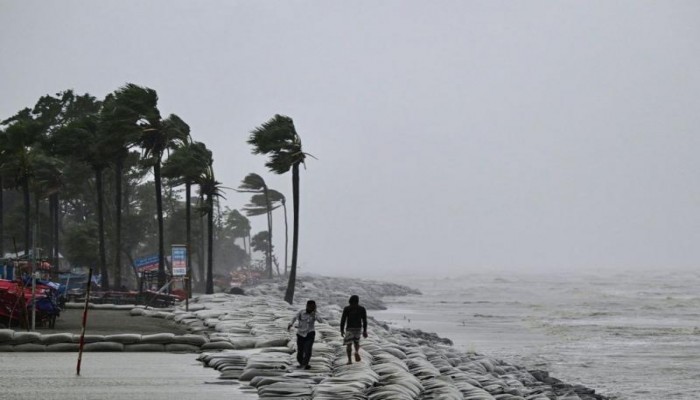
[162,292,607,400]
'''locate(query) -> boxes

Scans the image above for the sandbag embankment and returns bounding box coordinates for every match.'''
[0,328,208,353]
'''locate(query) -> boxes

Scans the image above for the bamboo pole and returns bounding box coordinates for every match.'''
[76,268,93,375]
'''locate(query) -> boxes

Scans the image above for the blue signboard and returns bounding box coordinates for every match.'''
[171,245,187,277]
[135,255,159,272]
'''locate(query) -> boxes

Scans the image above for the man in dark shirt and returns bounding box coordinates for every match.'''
[340,294,368,364]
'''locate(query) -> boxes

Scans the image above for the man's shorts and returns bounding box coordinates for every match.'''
[343,328,362,345]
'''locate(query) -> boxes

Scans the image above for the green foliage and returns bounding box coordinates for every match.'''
[62,221,99,267]
[247,114,306,174]
[250,231,272,254]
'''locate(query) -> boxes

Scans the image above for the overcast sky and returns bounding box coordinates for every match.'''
[1,1,699,277]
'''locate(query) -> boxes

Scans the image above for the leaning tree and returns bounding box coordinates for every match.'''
[247,115,309,304]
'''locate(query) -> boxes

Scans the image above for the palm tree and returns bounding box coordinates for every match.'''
[250,231,272,264]
[197,167,225,294]
[0,109,44,257]
[278,193,289,276]
[29,152,63,271]
[241,189,285,276]
[238,173,278,278]
[100,90,144,289]
[36,91,99,278]
[111,84,189,287]
[248,115,308,304]
[224,209,251,259]
[52,104,112,288]
[162,140,212,294]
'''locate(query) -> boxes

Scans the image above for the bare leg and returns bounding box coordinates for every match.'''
[346,344,353,364]
[354,342,361,362]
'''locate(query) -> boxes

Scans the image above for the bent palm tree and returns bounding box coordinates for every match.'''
[242,189,284,277]
[197,167,225,294]
[248,115,308,304]
[112,84,189,287]
[225,209,251,259]
[238,173,276,278]
[100,90,144,288]
[162,140,212,293]
[52,108,112,288]
[0,109,43,257]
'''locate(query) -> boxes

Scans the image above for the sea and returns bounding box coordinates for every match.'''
[374,269,700,400]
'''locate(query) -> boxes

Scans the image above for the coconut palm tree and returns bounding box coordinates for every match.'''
[197,166,225,294]
[238,173,278,278]
[0,109,44,257]
[250,230,272,263]
[277,193,289,276]
[241,189,285,276]
[224,209,252,259]
[248,115,308,304]
[111,84,189,287]
[100,90,145,288]
[36,90,99,277]
[52,105,113,288]
[162,140,213,293]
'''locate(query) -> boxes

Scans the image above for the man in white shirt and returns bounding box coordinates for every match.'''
[288,300,322,369]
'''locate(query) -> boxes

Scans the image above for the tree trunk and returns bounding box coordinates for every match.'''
[283,200,289,276]
[114,157,123,288]
[53,193,59,276]
[23,179,30,257]
[0,176,4,258]
[47,194,54,278]
[264,187,273,279]
[198,192,205,290]
[284,163,300,304]
[154,160,165,288]
[185,182,192,297]
[96,169,109,289]
[205,193,214,294]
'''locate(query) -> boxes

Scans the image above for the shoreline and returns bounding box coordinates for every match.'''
[1,274,611,400]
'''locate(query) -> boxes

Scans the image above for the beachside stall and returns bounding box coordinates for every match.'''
[0,276,62,329]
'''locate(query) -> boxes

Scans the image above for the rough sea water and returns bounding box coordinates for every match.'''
[375,269,700,400]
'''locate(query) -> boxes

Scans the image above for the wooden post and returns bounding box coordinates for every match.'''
[76,268,93,375]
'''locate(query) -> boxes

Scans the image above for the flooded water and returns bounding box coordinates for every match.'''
[0,353,258,400]
[375,269,700,400]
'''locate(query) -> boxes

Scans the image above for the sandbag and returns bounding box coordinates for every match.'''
[13,343,46,352]
[165,343,200,353]
[0,329,14,343]
[141,333,175,344]
[84,341,125,352]
[40,333,74,345]
[71,334,105,343]
[124,343,165,352]
[171,334,207,346]
[201,341,235,350]
[47,343,80,352]
[11,331,42,345]
[104,334,142,344]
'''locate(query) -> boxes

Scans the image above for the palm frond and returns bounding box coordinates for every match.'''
[237,173,267,192]
[248,114,306,175]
